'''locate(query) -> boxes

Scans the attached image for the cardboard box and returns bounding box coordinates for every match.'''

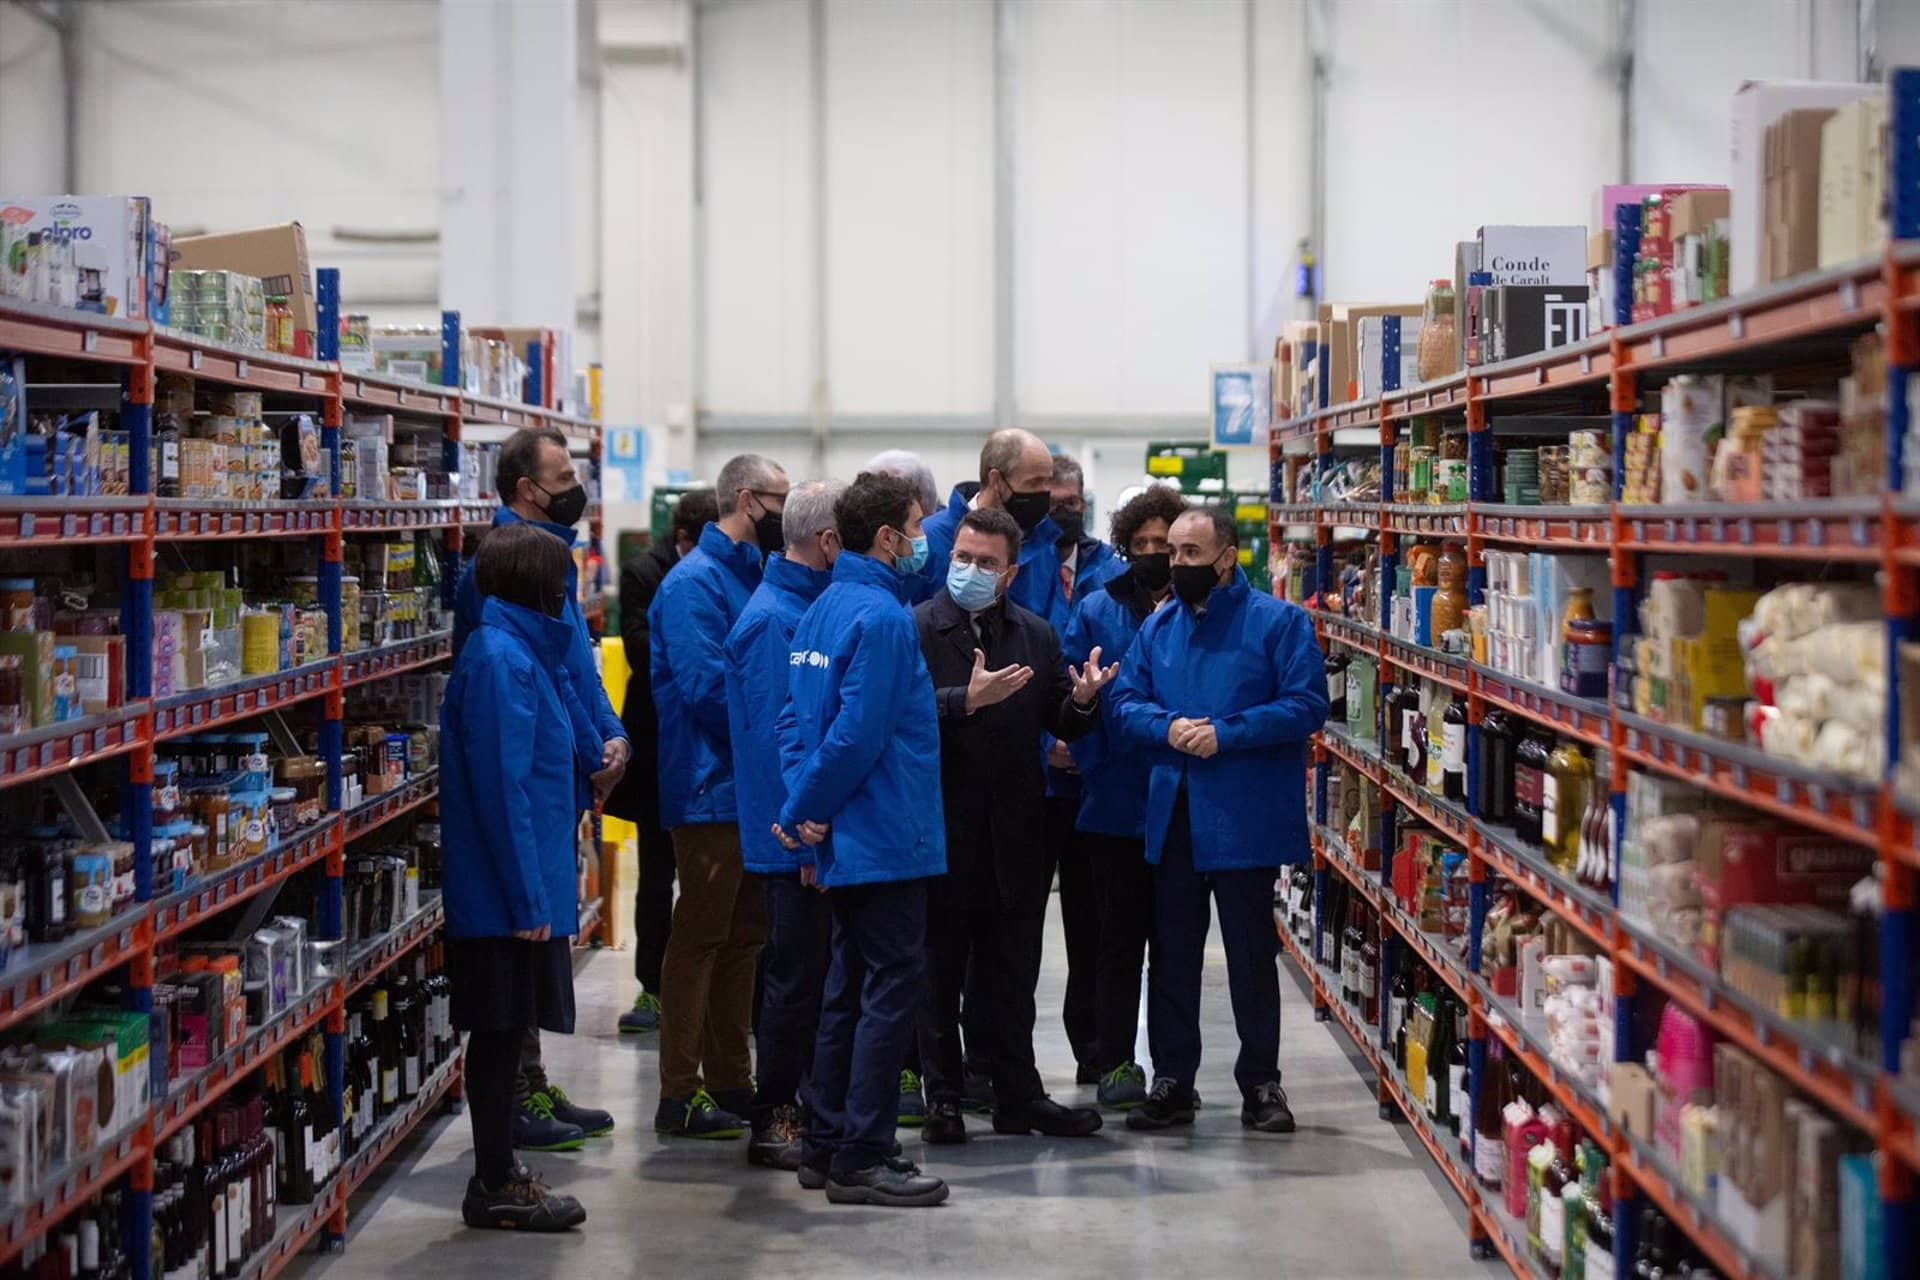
[1356,313,1423,398]
[0,630,54,728]
[1476,225,1587,286]
[0,196,152,319]
[1607,1062,1657,1138]
[1818,95,1890,268]
[170,222,316,337]
[1764,107,1836,285]
[1591,182,1725,237]
[67,635,123,715]
[1731,81,1879,293]
[1331,303,1420,402]
[1481,285,1589,363]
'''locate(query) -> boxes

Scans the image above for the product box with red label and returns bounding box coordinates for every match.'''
[1692,820,1874,969]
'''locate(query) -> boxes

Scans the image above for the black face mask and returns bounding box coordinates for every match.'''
[1003,487,1051,535]
[1051,507,1085,543]
[747,495,786,557]
[535,481,588,528]
[1172,558,1226,608]
[1131,552,1171,593]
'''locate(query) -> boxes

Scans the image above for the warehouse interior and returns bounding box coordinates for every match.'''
[0,0,1919,1277]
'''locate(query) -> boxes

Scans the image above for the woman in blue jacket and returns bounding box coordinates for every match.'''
[440,523,603,1233]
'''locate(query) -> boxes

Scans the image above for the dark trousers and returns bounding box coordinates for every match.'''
[1085,831,1154,1072]
[752,872,833,1117]
[514,1026,546,1103]
[659,824,766,1100]
[804,879,927,1175]
[1045,796,1100,1067]
[920,898,1045,1109]
[1148,792,1282,1098]
[634,823,676,994]
[466,1028,521,1187]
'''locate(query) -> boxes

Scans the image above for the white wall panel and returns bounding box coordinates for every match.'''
[1014,0,1250,419]
[0,6,65,192]
[697,0,814,415]
[824,0,994,415]
[1634,0,1859,184]
[1323,0,1618,301]
[72,1,440,317]
[1251,0,1314,361]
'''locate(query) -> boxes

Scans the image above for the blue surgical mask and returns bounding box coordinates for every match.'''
[895,531,930,575]
[947,560,1002,612]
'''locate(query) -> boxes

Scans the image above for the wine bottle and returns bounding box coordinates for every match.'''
[1389,955,1412,1071]
[1326,648,1349,723]
[1426,995,1452,1126]
[284,1055,314,1206]
[1441,696,1468,802]
[1359,910,1380,1028]
[1446,999,1469,1140]
[1584,1162,1615,1280]
[1512,728,1553,847]
[1538,1120,1577,1274]
[1478,710,1517,825]
[1473,1040,1506,1191]
[372,988,400,1112]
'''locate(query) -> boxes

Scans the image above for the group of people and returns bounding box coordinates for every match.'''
[438,425,1329,1229]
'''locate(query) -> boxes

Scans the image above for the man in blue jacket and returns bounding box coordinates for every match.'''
[1110,505,1328,1135]
[451,427,626,1153]
[1058,483,1188,1110]
[773,471,949,1208]
[724,479,840,1171]
[652,452,790,1139]
[922,429,1066,625]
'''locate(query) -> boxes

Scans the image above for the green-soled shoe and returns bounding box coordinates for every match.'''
[897,1069,927,1127]
[618,991,663,1034]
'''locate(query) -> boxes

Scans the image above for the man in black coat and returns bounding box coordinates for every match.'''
[607,488,719,1034]
[913,506,1118,1144]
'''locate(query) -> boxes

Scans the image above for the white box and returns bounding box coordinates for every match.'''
[1476,225,1587,287]
[1356,315,1423,399]
[0,195,150,320]
[1730,80,1879,294]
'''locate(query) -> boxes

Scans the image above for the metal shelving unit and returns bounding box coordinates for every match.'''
[0,277,608,1276]
[1271,66,1920,1280]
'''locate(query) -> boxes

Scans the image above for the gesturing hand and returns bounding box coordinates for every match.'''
[964,648,1033,714]
[1068,644,1120,706]
[513,925,552,942]
[1169,716,1218,758]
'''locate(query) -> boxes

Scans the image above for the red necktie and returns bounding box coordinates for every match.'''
[1059,561,1073,604]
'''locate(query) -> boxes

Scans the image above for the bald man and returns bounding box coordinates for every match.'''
[922,430,1067,626]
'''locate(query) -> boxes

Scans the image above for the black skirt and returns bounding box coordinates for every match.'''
[448,936,576,1034]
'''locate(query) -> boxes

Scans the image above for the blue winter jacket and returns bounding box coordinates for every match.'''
[1110,571,1328,872]
[776,551,947,888]
[922,484,1067,627]
[452,507,623,810]
[725,553,833,873]
[440,598,602,938]
[652,523,763,827]
[1060,567,1162,839]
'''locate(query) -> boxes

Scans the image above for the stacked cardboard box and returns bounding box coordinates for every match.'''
[1731,80,1881,291]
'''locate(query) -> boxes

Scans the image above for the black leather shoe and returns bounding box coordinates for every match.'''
[1126,1078,1197,1131]
[922,1099,968,1145]
[1241,1081,1296,1133]
[825,1161,949,1207]
[992,1095,1103,1137]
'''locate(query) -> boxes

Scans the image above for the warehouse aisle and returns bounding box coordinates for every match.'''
[289,912,1495,1280]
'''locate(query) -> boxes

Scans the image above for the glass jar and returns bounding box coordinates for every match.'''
[1417,278,1459,382]
[1561,617,1611,699]
[285,758,325,827]
[1431,544,1468,639]
[269,787,299,839]
[0,654,25,736]
[1543,741,1593,874]
[0,580,34,631]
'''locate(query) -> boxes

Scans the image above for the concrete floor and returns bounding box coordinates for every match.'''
[290,907,1498,1280]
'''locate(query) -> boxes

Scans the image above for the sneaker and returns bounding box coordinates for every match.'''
[1125,1079,1197,1131]
[1096,1062,1149,1111]
[461,1166,586,1232]
[922,1099,967,1145]
[536,1084,613,1138]
[748,1104,804,1170]
[513,1095,586,1152]
[825,1161,950,1208]
[958,1071,994,1116]
[654,1089,747,1139]
[617,991,663,1034]
[897,1070,927,1127]
[1242,1081,1295,1133]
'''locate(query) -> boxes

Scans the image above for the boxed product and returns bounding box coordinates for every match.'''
[1325,303,1419,403]
[1838,1153,1884,1280]
[1731,80,1881,292]
[1476,225,1587,287]
[0,195,154,319]
[1691,820,1875,970]
[1479,285,1589,363]
[169,222,316,340]
[1764,107,1838,286]
[1818,94,1890,269]
[1357,313,1422,398]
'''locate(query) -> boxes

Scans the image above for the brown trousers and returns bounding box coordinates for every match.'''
[658,822,766,1100]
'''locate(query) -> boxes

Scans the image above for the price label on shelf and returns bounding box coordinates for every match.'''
[1806,520,1824,547]
[189,349,203,371]
[1736,518,1753,545]
[1729,762,1747,789]
[1728,312,1745,340]
[236,359,249,380]
[1840,278,1860,311]
[37,742,54,768]
[68,734,84,760]
[1775,775,1794,804]
[61,514,75,539]
[81,329,98,354]
[1663,519,1677,542]
[89,512,103,537]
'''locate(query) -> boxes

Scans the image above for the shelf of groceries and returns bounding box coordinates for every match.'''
[0,213,612,1274]
[1258,74,1919,1280]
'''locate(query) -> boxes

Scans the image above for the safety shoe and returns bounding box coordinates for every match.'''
[1125,1078,1197,1131]
[461,1165,586,1231]
[897,1070,927,1127]
[1242,1081,1296,1133]
[1096,1062,1149,1110]
[922,1099,967,1145]
[617,990,663,1034]
[992,1095,1102,1137]
[536,1084,613,1138]
[512,1094,586,1152]
[801,1150,917,1191]
[748,1104,805,1170]
[654,1089,747,1139]
[826,1161,950,1207]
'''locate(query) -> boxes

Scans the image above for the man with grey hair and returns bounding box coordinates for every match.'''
[863,449,941,605]
[922,429,1067,625]
[723,479,844,1168]
[652,452,791,1138]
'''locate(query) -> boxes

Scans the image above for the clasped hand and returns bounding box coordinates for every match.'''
[1168,716,1218,758]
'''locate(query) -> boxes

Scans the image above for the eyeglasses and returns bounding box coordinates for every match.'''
[952,550,1006,573]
